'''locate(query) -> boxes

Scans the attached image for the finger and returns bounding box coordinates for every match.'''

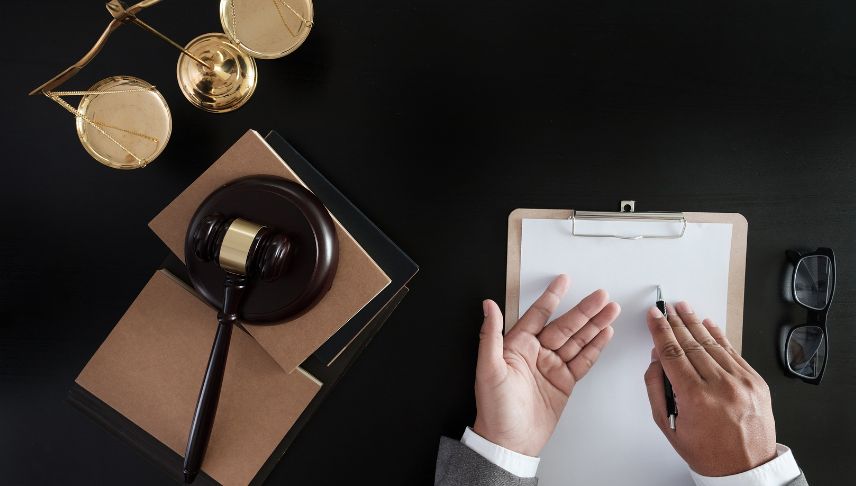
[702,318,763,379]
[674,301,739,374]
[557,302,621,362]
[538,288,609,350]
[475,300,507,385]
[644,350,673,433]
[664,304,722,380]
[567,326,614,381]
[513,275,570,336]
[646,306,701,387]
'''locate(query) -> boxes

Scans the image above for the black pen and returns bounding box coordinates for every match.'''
[656,285,677,430]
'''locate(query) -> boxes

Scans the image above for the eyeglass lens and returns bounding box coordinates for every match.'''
[794,255,832,310]
[787,326,826,379]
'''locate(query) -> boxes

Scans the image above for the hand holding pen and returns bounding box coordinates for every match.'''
[643,301,778,477]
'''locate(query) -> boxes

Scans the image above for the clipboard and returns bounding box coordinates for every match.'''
[505,202,748,353]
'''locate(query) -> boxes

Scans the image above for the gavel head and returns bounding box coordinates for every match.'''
[184,176,339,323]
[190,214,292,282]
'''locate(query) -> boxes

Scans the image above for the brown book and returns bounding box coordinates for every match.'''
[76,271,322,486]
[75,131,396,485]
[149,130,391,373]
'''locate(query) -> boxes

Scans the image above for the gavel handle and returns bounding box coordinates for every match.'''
[183,273,247,484]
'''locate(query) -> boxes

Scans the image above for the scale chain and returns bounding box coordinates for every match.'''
[230,0,313,45]
[43,87,159,167]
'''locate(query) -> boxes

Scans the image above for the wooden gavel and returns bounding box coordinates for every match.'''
[182,215,292,483]
[182,177,339,484]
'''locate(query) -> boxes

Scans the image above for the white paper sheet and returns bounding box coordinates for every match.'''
[518,218,733,486]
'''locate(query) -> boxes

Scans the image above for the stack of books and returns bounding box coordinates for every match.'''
[70,130,418,485]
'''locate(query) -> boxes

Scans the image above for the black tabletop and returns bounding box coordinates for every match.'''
[2,1,854,485]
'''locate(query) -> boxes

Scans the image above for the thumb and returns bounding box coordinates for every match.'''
[476,299,506,385]
[644,347,670,433]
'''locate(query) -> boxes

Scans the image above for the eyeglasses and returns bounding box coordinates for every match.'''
[781,247,835,384]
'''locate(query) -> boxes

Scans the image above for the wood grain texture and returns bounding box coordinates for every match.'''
[4,0,855,484]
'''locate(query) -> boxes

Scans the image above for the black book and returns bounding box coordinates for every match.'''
[262,131,419,365]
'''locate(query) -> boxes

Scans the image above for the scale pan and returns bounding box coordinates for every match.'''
[76,76,171,169]
[177,33,258,113]
[220,0,314,59]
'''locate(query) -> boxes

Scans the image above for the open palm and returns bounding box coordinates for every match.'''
[473,275,620,456]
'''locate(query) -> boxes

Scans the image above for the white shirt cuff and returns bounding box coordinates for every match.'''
[460,427,540,478]
[690,444,801,486]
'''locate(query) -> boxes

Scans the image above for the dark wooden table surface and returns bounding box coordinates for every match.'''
[2,1,854,484]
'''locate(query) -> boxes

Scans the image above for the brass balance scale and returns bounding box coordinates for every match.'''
[30,0,314,169]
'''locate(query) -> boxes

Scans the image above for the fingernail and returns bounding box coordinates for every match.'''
[551,274,569,293]
[482,300,490,317]
[666,303,677,315]
[651,348,658,362]
[649,306,664,319]
[676,301,693,314]
[703,319,717,328]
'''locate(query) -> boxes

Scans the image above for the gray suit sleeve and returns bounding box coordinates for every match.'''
[435,436,538,486]
[433,436,808,486]
[786,472,808,486]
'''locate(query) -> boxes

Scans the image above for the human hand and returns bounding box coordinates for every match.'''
[644,302,777,476]
[473,275,620,456]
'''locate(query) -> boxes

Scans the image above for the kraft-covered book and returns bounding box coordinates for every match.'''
[70,130,418,485]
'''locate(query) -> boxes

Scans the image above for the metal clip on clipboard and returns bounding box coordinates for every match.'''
[571,200,687,240]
